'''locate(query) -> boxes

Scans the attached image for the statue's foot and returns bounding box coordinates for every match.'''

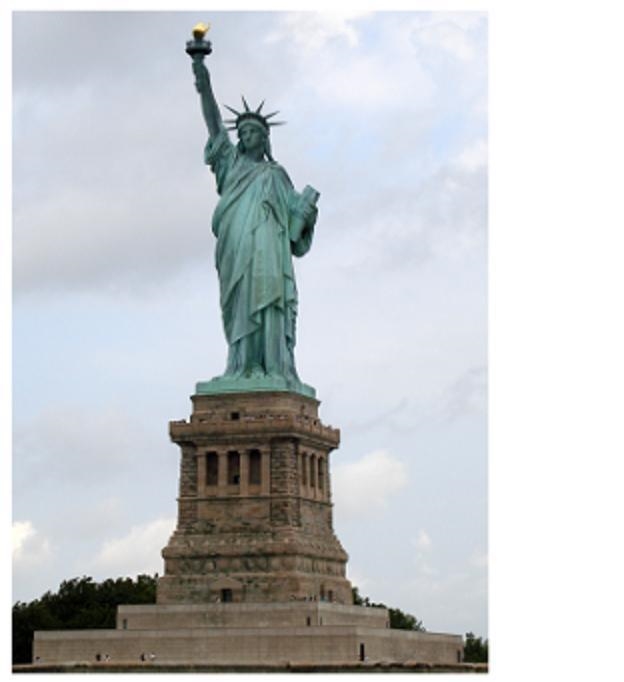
[247,365,265,379]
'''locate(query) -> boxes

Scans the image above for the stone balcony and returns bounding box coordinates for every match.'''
[170,412,339,448]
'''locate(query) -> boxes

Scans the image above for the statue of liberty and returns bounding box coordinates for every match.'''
[187,25,318,398]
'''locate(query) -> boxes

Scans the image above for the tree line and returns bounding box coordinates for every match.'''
[12,575,157,664]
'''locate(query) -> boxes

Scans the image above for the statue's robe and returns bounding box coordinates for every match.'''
[205,128,314,385]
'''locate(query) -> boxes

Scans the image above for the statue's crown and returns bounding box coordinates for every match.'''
[224,97,285,133]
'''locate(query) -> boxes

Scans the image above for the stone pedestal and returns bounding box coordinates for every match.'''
[157,391,352,605]
[30,390,465,667]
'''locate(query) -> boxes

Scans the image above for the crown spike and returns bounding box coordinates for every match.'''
[221,99,286,133]
[224,104,241,117]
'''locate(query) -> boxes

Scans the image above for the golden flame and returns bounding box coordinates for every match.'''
[192,22,210,40]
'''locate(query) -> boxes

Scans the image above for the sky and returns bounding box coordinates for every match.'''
[9,9,489,639]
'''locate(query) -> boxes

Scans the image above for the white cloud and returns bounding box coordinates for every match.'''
[265,12,437,115]
[410,13,485,62]
[411,529,436,577]
[13,520,53,566]
[413,529,433,551]
[332,450,408,519]
[265,11,369,52]
[88,517,175,578]
[455,138,488,173]
[13,521,34,555]
[315,52,433,111]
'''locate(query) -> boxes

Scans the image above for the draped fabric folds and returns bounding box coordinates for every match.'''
[204,129,314,386]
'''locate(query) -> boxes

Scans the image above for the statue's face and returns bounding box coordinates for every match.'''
[239,123,265,155]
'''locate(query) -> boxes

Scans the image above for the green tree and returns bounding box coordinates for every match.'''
[463,631,488,663]
[351,586,425,631]
[12,574,157,664]
[387,607,425,631]
[352,586,368,606]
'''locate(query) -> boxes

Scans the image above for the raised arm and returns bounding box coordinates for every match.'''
[192,59,222,139]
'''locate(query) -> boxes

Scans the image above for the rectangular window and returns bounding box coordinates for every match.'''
[310,455,316,487]
[302,454,308,486]
[249,449,261,485]
[318,458,325,491]
[206,452,218,486]
[227,451,240,485]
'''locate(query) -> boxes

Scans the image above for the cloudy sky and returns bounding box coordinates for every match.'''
[11,10,488,639]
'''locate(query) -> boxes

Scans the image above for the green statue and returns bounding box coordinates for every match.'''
[186,25,318,398]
